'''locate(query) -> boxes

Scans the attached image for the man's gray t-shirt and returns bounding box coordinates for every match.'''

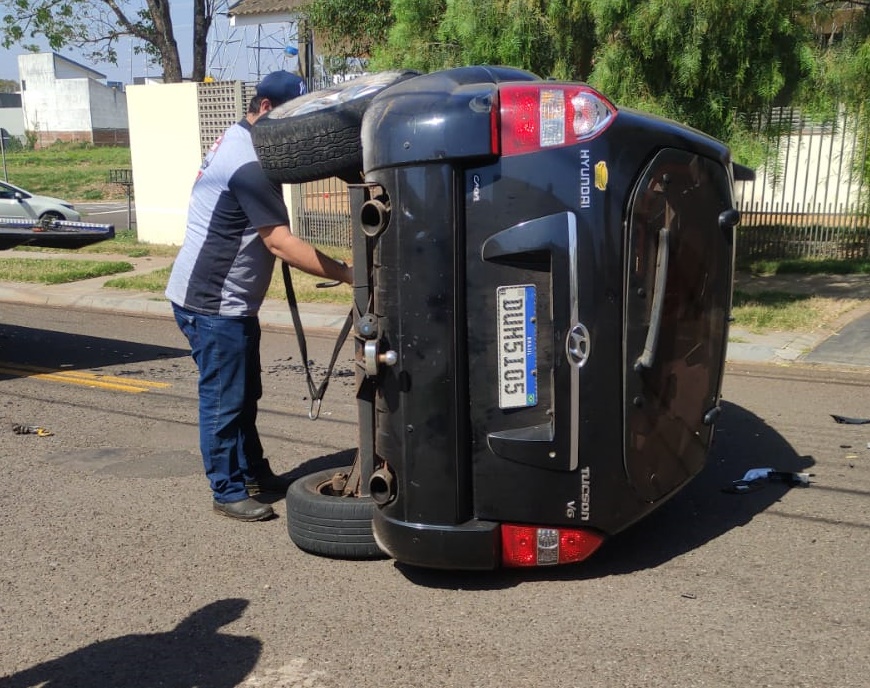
[165,119,289,317]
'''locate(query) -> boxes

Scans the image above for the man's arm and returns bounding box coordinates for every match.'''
[258,224,353,284]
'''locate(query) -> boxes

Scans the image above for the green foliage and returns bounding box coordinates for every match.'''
[0,77,19,91]
[370,0,447,71]
[370,0,596,78]
[304,0,393,61]
[586,0,811,140]
[365,0,816,142]
[0,0,199,82]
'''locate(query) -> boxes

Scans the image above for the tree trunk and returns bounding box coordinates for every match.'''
[145,0,183,82]
[192,0,213,81]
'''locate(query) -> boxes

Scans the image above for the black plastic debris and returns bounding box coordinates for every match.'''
[724,467,813,493]
[831,414,870,425]
[11,423,54,437]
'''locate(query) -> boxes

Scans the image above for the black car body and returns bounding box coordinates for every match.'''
[348,66,741,569]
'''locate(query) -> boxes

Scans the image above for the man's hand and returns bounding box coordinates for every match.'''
[258,224,352,284]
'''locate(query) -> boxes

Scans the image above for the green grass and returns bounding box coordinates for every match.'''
[102,256,354,305]
[740,258,870,275]
[3,142,131,201]
[731,289,857,333]
[103,265,172,292]
[0,258,134,284]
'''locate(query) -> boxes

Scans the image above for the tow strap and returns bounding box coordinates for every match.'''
[281,261,354,420]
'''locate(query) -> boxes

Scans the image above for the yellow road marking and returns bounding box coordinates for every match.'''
[0,363,171,394]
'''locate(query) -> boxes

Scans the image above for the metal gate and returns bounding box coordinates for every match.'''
[736,105,870,260]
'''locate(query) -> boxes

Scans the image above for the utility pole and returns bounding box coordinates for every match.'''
[0,128,7,182]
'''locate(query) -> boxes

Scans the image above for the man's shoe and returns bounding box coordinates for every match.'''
[245,459,293,495]
[213,497,274,522]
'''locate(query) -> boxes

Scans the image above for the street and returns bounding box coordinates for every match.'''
[0,303,868,687]
[78,201,137,233]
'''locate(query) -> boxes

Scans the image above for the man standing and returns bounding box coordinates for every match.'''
[166,71,352,522]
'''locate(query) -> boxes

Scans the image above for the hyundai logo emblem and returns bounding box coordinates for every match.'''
[566,323,590,367]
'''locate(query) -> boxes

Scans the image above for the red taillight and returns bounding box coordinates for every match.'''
[500,524,604,567]
[497,83,616,157]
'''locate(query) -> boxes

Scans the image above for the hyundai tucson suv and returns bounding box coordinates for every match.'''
[254,66,748,570]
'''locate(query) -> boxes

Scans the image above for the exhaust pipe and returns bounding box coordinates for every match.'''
[369,465,397,505]
[360,198,390,237]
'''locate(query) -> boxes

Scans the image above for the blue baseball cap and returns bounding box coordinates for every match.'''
[256,71,307,105]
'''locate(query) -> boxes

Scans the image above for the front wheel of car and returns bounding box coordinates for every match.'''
[285,465,385,559]
[253,71,418,185]
[39,211,64,221]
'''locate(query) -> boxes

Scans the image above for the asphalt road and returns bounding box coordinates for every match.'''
[78,201,137,233]
[1,303,868,687]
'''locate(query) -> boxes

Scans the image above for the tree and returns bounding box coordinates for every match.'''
[303,0,393,64]
[802,1,870,110]
[0,78,20,91]
[0,0,216,82]
[585,0,813,140]
[368,0,596,79]
[799,2,870,188]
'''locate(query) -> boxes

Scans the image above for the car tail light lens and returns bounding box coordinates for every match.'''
[496,84,616,157]
[500,524,604,567]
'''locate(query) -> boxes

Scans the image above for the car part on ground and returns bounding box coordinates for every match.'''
[0,216,115,251]
[284,66,747,570]
[252,71,419,185]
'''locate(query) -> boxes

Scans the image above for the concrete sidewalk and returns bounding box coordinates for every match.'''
[2,250,869,367]
[0,250,352,333]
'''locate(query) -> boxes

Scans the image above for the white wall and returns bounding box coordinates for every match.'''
[128,81,296,246]
[0,107,25,140]
[127,83,203,245]
[18,53,127,140]
[88,80,128,129]
[20,53,92,133]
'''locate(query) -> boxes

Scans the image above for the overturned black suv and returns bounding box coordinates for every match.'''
[254,66,749,570]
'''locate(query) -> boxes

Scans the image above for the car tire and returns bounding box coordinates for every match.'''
[286,465,386,559]
[39,211,64,221]
[253,70,418,184]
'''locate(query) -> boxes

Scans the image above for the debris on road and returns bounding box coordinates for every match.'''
[831,414,870,425]
[11,423,54,437]
[724,467,813,493]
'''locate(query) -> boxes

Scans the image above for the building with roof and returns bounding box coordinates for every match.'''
[18,52,129,148]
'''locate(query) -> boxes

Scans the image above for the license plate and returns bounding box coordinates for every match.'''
[497,285,537,409]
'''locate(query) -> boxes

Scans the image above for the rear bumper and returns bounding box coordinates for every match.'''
[373,510,501,570]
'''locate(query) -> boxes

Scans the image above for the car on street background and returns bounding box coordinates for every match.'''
[0,180,113,251]
[0,180,82,222]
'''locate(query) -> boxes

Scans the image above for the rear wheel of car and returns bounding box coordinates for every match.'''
[253,71,418,184]
[286,465,385,559]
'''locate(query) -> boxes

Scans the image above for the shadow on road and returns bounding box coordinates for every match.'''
[0,323,188,372]
[0,599,260,688]
[398,400,815,589]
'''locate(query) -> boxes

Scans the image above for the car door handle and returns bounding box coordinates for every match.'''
[635,226,669,371]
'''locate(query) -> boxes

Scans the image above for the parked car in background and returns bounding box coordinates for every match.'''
[0,180,112,251]
[0,180,82,222]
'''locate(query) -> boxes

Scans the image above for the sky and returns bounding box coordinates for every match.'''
[0,0,301,86]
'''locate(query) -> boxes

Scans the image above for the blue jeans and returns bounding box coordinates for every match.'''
[173,303,266,503]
